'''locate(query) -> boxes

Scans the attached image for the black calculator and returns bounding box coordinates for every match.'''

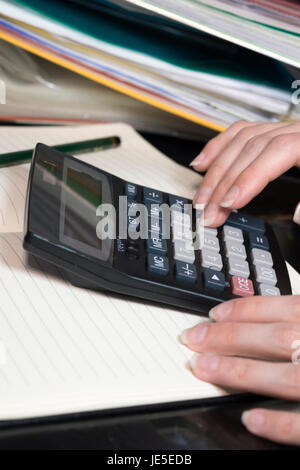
[23,143,292,315]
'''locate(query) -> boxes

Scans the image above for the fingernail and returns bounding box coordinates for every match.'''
[242,410,265,432]
[180,325,208,346]
[195,203,205,212]
[189,152,205,167]
[194,186,212,207]
[220,185,240,208]
[179,330,188,345]
[209,301,234,321]
[200,202,218,226]
[190,353,220,372]
[190,353,200,370]
[293,202,300,225]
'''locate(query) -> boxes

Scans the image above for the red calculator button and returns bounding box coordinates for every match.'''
[231,276,254,297]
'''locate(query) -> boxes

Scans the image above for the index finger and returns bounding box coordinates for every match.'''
[190,120,255,171]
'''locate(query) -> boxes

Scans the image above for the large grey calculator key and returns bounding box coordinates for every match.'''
[225,240,246,259]
[228,256,250,278]
[223,225,244,243]
[172,224,193,242]
[254,265,277,286]
[171,210,191,227]
[174,240,195,263]
[251,248,273,267]
[258,283,280,296]
[200,249,223,271]
[147,254,169,276]
[202,232,220,252]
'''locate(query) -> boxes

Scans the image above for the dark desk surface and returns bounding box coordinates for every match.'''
[0,131,299,450]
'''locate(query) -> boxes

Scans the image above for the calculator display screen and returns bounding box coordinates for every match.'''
[59,159,113,261]
[28,146,115,265]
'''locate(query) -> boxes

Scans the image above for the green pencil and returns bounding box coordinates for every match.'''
[0,136,121,166]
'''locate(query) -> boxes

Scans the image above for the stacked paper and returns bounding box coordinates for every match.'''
[0,0,298,131]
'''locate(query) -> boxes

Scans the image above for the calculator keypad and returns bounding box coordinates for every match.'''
[124,182,282,298]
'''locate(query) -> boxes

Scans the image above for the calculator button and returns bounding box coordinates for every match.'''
[148,216,163,236]
[200,249,223,271]
[204,227,218,236]
[126,243,139,260]
[174,240,195,263]
[147,254,169,276]
[203,268,225,291]
[228,256,250,278]
[254,265,277,286]
[195,211,217,237]
[227,212,265,233]
[171,210,191,227]
[172,224,193,242]
[195,226,217,246]
[143,188,163,203]
[223,225,244,243]
[128,215,140,235]
[203,233,220,252]
[225,240,246,259]
[116,237,126,253]
[258,284,280,296]
[251,248,273,267]
[125,182,137,199]
[175,262,197,283]
[146,237,167,255]
[127,199,139,216]
[231,276,254,297]
[169,195,189,212]
[248,232,269,251]
[145,200,162,220]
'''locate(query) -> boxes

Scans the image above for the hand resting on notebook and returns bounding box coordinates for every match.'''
[181,121,300,446]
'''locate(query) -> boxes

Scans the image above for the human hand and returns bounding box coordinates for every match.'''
[190,121,300,227]
[180,295,300,446]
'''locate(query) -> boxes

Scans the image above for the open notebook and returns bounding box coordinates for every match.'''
[0,123,299,421]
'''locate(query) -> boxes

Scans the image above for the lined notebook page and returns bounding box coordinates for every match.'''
[0,123,201,233]
[0,233,226,420]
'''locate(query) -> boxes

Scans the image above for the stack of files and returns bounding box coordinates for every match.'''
[105,0,300,65]
[0,39,206,139]
[0,0,298,132]
[0,122,299,421]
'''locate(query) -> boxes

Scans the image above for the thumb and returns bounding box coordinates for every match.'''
[293,202,300,225]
